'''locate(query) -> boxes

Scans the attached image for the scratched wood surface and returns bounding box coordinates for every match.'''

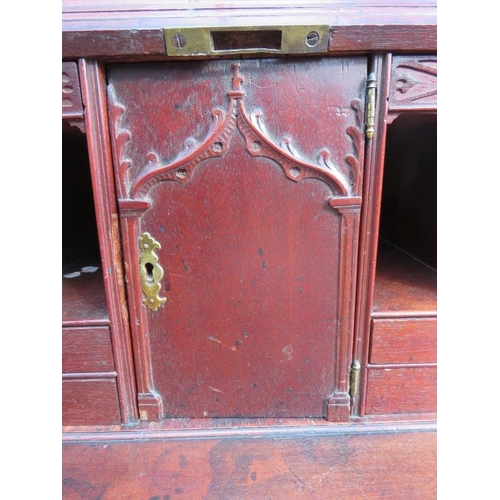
[62,430,437,499]
[107,58,365,420]
[62,1,437,58]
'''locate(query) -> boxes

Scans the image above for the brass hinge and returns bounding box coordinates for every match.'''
[365,73,377,139]
[349,360,361,398]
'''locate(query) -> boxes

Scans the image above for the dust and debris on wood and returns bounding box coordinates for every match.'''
[63,265,99,278]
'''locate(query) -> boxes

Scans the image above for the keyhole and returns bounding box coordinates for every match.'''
[145,262,154,283]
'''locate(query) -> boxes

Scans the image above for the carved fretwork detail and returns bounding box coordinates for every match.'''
[62,62,83,120]
[344,99,364,196]
[237,103,349,195]
[389,56,437,108]
[108,88,132,199]
[350,98,363,128]
[125,63,361,201]
[131,106,237,198]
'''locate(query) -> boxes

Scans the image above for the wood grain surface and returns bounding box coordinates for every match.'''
[370,317,436,364]
[63,326,115,373]
[365,366,437,415]
[372,240,437,316]
[107,57,365,420]
[62,430,437,499]
[62,270,109,326]
[62,379,121,426]
[62,1,437,58]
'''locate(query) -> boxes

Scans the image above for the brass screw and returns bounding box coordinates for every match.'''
[172,33,187,49]
[306,31,320,47]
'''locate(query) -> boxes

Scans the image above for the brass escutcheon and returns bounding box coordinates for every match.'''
[139,232,167,312]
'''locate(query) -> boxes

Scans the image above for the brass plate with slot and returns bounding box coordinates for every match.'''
[165,25,330,57]
[139,232,167,312]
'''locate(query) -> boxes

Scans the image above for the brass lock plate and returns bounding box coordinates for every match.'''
[164,25,330,57]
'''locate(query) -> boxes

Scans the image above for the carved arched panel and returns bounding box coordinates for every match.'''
[107,58,367,421]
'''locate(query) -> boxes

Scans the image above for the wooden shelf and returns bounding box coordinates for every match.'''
[372,239,436,317]
[62,266,109,326]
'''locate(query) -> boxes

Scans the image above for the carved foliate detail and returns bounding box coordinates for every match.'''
[131,106,237,197]
[345,99,364,196]
[236,101,349,195]
[108,87,132,199]
[122,63,362,200]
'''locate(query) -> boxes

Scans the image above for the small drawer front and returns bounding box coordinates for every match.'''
[388,55,437,110]
[370,317,436,364]
[62,379,121,426]
[62,62,84,119]
[365,366,436,415]
[62,326,114,374]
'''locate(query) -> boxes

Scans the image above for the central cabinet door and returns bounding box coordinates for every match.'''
[107,58,367,421]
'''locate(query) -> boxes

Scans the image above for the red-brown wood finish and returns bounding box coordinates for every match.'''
[78,60,139,423]
[62,270,109,326]
[372,240,437,316]
[365,241,436,417]
[329,25,437,53]
[370,317,436,364]
[351,53,437,420]
[62,417,435,441]
[63,326,115,373]
[364,366,437,415]
[388,55,437,114]
[62,62,83,119]
[107,57,365,421]
[63,379,121,426]
[62,430,437,499]
[350,53,391,417]
[62,1,437,58]
[62,29,166,60]
[62,2,438,495]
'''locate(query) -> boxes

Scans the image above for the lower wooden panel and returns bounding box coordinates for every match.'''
[370,317,437,364]
[365,366,437,415]
[62,379,121,426]
[62,326,114,373]
[62,430,436,499]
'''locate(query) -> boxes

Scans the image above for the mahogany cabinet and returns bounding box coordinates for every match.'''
[107,57,365,422]
[62,2,437,496]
